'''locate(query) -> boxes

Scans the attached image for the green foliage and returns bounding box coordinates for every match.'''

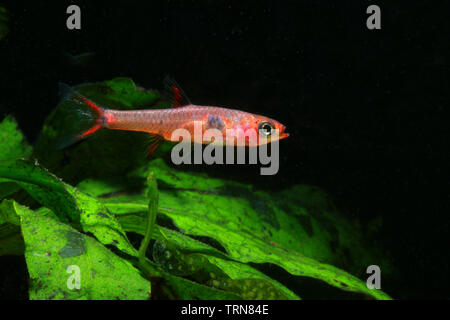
[0,116,32,199]
[7,200,151,299]
[33,78,165,185]
[0,200,24,255]
[0,159,138,257]
[0,7,9,40]
[0,78,393,300]
[0,115,32,162]
[101,159,390,300]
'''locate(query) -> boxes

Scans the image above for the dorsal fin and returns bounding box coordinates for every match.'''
[163,75,192,108]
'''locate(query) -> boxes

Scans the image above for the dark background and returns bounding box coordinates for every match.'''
[0,0,448,299]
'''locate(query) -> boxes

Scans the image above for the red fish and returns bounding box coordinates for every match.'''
[58,77,289,155]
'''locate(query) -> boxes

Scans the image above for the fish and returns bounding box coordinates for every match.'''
[57,77,289,155]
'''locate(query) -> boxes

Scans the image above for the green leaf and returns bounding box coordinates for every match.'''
[0,199,24,255]
[158,272,242,300]
[100,159,391,300]
[203,255,299,299]
[123,173,299,300]
[0,200,61,257]
[0,159,138,257]
[0,115,32,162]
[0,224,24,255]
[10,200,151,299]
[152,238,300,300]
[118,211,299,299]
[158,205,390,299]
[133,175,244,300]
[0,199,21,225]
[0,7,9,40]
[0,115,33,200]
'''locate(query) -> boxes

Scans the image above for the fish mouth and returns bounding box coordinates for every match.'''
[280,132,289,139]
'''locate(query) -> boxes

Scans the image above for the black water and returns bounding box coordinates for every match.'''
[0,1,448,299]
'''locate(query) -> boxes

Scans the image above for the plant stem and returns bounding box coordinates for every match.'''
[138,172,161,278]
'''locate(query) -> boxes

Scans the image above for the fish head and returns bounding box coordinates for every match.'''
[226,113,289,146]
[252,115,289,146]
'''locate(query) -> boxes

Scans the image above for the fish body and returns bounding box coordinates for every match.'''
[104,105,287,145]
[58,77,289,153]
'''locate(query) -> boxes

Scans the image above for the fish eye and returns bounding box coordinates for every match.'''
[258,121,274,137]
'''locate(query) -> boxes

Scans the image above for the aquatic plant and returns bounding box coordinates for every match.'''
[0,78,392,299]
[0,7,9,40]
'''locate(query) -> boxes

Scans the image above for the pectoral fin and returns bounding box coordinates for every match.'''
[146,134,164,158]
[206,115,225,131]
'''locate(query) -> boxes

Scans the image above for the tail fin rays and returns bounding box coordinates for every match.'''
[56,83,105,149]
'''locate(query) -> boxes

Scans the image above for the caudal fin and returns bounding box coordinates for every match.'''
[56,82,105,149]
